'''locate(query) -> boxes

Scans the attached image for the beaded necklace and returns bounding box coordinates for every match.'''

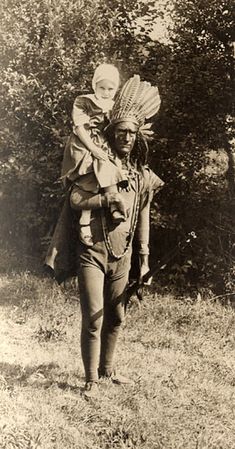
[101,165,141,260]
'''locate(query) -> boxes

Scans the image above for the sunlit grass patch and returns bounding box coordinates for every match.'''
[0,271,235,448]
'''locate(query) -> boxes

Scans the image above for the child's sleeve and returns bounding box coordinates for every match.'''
[72,96,91,127]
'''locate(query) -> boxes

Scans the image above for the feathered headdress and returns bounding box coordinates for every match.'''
[110,75,161,139]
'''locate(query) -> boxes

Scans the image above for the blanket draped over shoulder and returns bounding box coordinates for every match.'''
[45,167,164,283]
[45,195,79,283]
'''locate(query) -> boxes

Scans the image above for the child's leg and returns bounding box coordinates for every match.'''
[70,184,94,247]
[104,185,118,194]
[104,185,126,223]
[80,209,92,226]
[79,210,93,246]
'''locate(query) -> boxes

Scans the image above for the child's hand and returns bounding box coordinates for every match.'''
[91,148,109,161]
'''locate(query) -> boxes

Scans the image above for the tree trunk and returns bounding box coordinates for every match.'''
[224,138,235,197]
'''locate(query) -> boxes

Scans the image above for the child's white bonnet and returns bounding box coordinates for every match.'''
[92,64,120,92]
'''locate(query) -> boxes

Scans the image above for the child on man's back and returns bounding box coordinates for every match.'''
[61,64,127,246]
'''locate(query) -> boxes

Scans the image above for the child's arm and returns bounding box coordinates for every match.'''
[74,125,108,161]
[72,97,108,161]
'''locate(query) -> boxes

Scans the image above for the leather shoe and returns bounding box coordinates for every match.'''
[83,382,99,399]
[99,370,133,385]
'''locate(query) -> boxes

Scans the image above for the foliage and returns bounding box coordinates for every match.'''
[0,0,156,251]
[144,0,234,294]
[0,0,234,294]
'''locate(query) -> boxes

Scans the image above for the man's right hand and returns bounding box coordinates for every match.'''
[103,192,127,218]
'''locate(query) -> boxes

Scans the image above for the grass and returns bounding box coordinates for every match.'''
[0,266,235,449]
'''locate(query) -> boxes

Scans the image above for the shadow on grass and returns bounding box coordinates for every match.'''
[0,244,44,273]
[0,361,84,392]
[0,272,51,308]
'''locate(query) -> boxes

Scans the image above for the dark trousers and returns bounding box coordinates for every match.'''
[78,241,131,382]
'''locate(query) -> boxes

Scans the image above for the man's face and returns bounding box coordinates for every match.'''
[114,121,138,157]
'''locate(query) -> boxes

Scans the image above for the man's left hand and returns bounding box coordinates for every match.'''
[139,262,152,286]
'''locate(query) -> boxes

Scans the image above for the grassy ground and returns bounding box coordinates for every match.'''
[0,267,235,449]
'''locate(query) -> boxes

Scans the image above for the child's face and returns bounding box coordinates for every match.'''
[95,79,117,101]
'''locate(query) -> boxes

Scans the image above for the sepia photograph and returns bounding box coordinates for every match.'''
[0,0,234,447]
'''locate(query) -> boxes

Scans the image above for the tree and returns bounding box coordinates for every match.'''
[0,0,234,296]
[0,0,162,254]
[144,0,234,295]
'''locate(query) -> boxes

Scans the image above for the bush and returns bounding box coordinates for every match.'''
[0,0,234,296]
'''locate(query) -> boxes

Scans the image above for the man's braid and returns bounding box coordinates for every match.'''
[130,131,149,170]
